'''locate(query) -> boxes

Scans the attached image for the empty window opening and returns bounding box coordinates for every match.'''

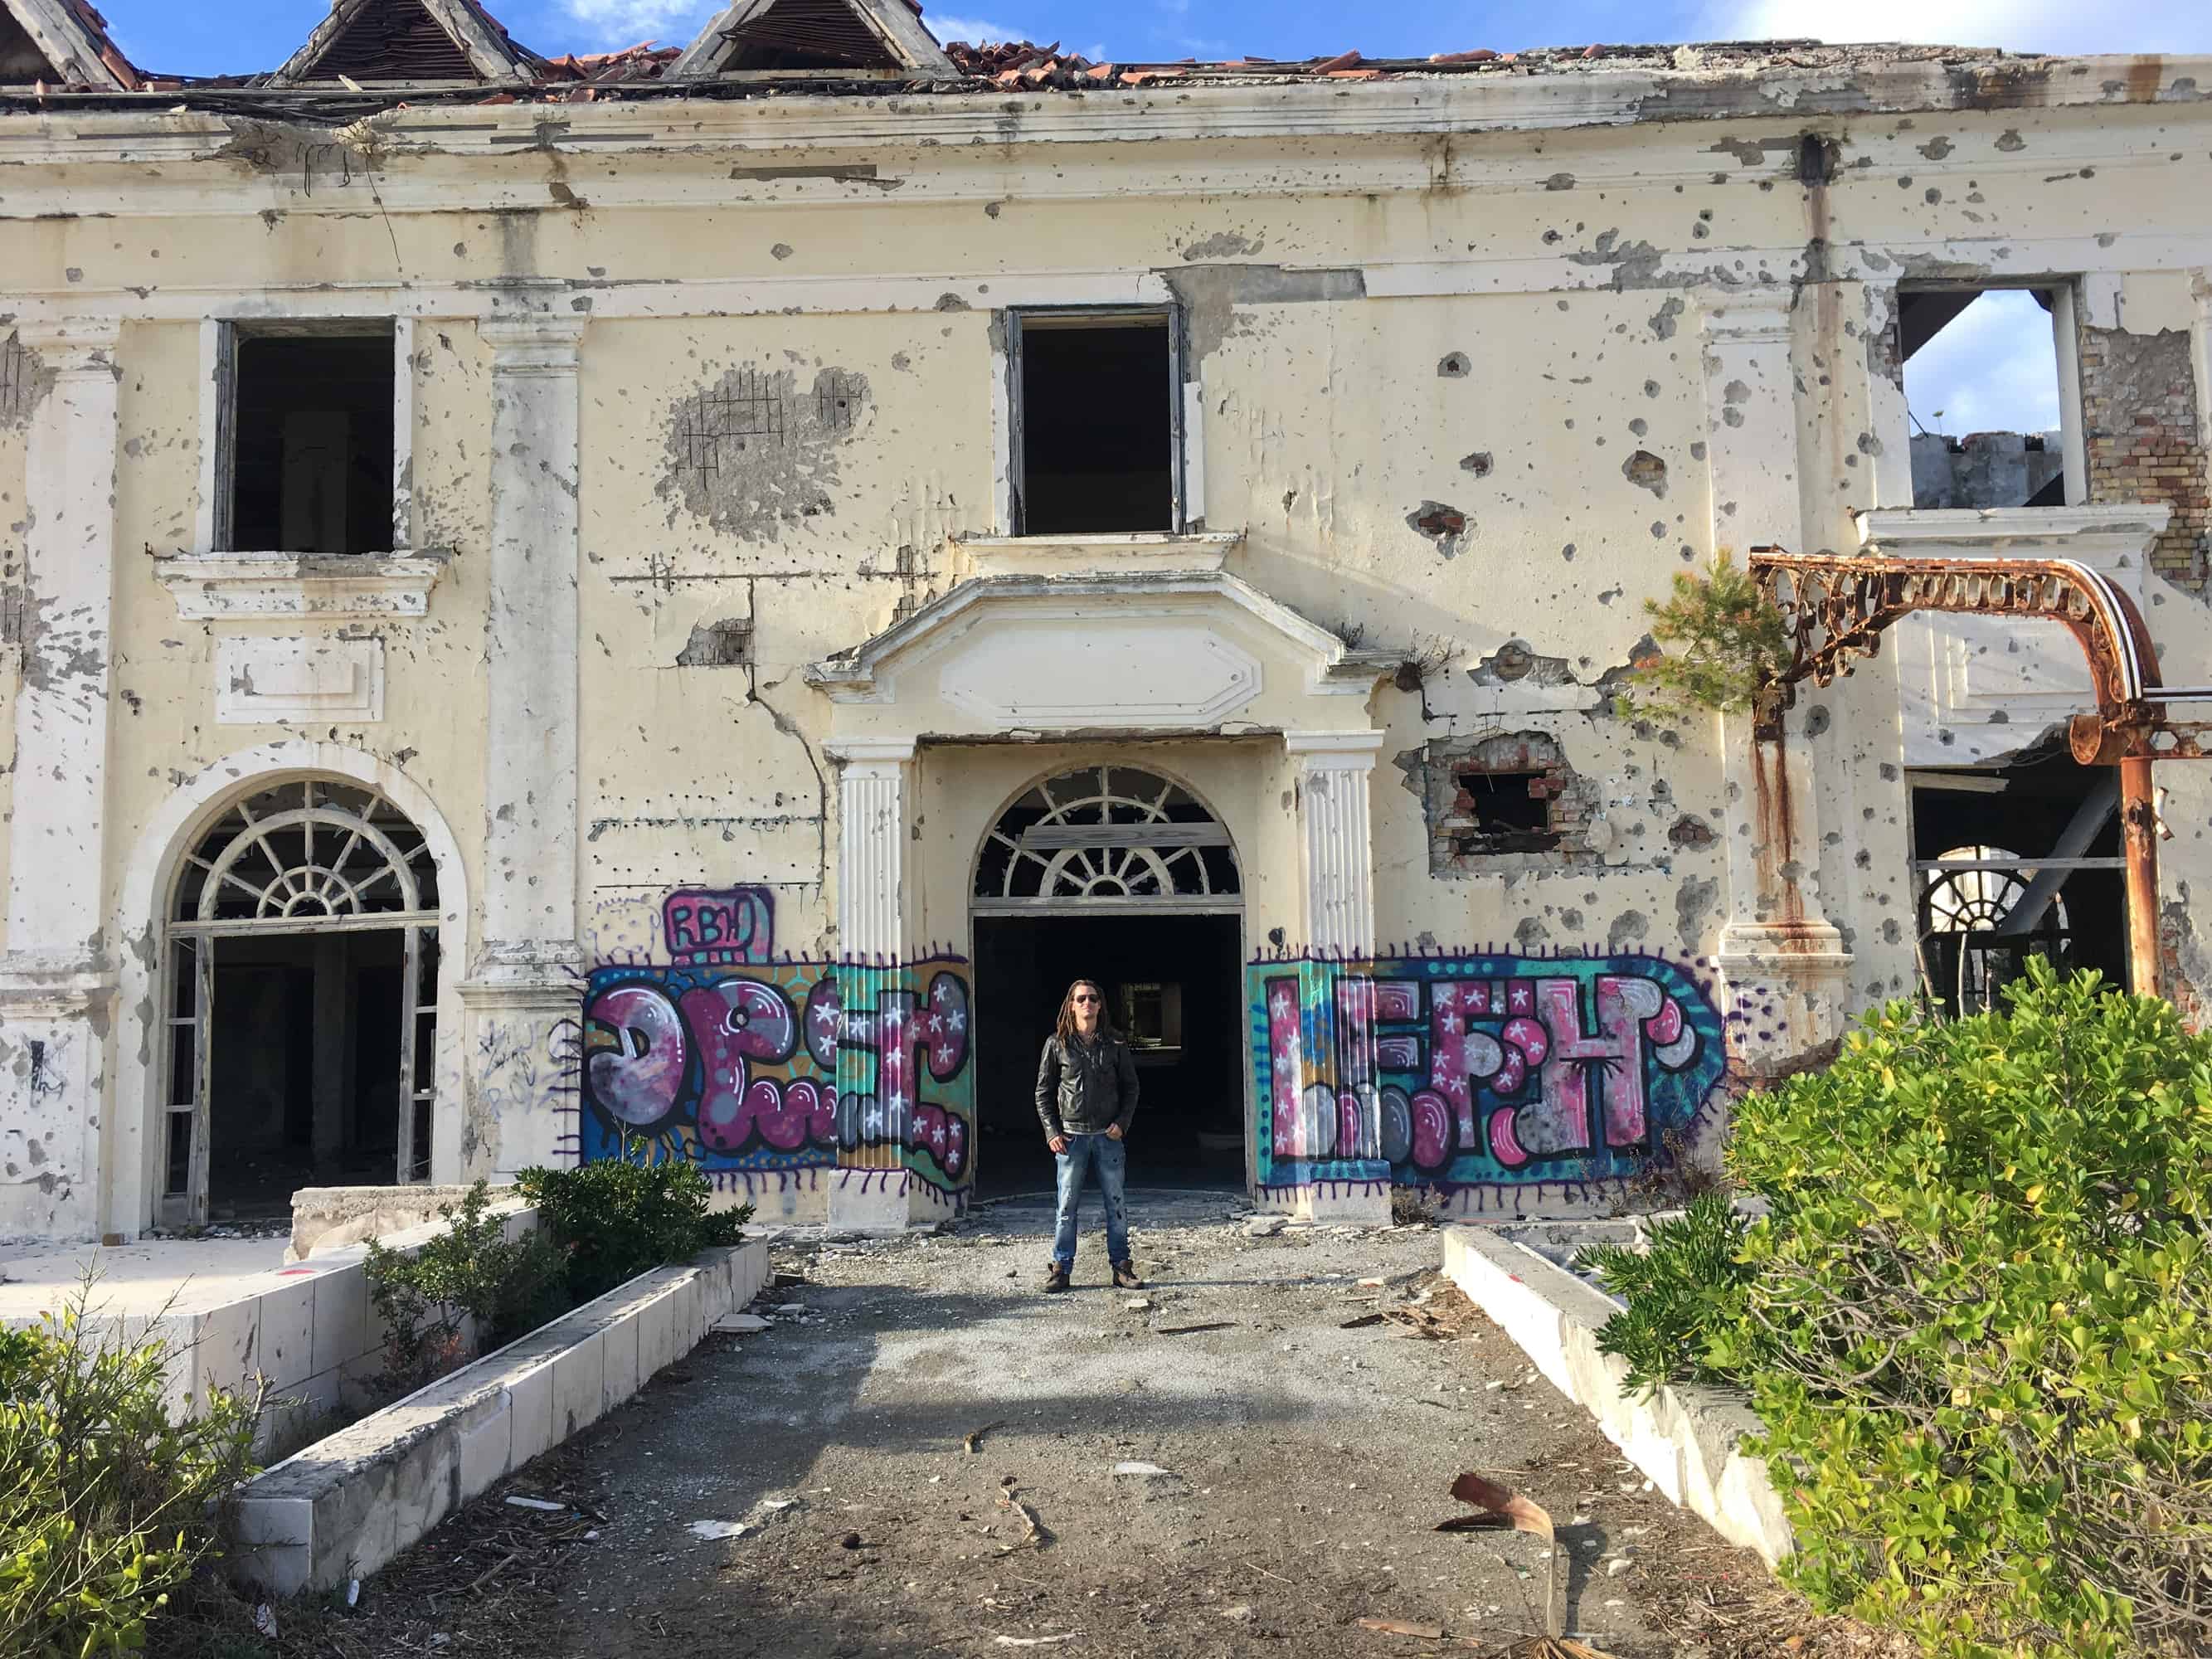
[227,328,396,555]
[0,11,56,82]
[714,0,903,70]
[1014,312,1178,536]
[163,779,440,1227]
[1450,767,1563,857]
[1118,980,1184,1052]
[1899,285,2073,509]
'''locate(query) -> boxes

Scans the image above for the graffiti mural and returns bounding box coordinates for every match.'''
[1247,951,1727,1199]
[581,900,972,1199]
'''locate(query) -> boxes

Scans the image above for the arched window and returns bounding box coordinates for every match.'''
[1919,844,2071,1014]
[163,780,440,1224]
[974,766,1239,911]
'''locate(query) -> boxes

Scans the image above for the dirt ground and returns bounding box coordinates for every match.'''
[171,1192,1900,1659]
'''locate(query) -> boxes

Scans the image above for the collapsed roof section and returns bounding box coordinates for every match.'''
[270,0,538,87]
[668,0,957,79]
[0,0,137,89]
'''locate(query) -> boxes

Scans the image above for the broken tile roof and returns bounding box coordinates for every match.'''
[0,0,142,90]
[0,0,2173,109]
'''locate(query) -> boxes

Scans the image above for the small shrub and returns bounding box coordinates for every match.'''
[1597,961,2212,1657]
[364,1180,567,1394]
[518,1146,751,1306]
[1614,551,1790,721]
[0,1282,260,1658]
[1575,1192,1756,1397]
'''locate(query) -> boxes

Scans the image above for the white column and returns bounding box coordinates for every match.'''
[459,314,586,1175]
[829,740,912,963]
[1287,731,1382,956]
[1700,294,1851,1074]
[1283,730,1388,1227]
[0,319,120,1239]
[825,739,916,1233]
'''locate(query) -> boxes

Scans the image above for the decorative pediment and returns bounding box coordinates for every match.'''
[0,0,137,89]
[670,0,957,79]
[807,570,1395,740]
[270,0,535,86]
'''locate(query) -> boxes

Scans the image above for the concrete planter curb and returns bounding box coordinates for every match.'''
[1442,1225,1793,1566]
[231,1237,770,1595]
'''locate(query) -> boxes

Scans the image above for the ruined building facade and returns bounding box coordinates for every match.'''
[2,0,2210,1240]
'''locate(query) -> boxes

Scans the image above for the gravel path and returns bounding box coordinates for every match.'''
[509,1192,1716,1659]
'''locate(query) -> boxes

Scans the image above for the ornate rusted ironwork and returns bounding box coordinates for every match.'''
[1748,545,2163,764]
[1747,544,2176,999]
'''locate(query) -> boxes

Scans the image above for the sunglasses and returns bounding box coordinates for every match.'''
[1072,993,1101,1005]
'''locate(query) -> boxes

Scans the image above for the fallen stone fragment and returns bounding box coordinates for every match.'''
[1112,1461,1174,1478]
[1358,1617,1445,1638]
[688,1519,755,1541]
[1244,1217,1287,1237]
[1124,1297,1152,1311]
[713,1312,771,1334]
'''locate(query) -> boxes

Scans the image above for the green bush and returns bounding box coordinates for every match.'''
[1575,1193,1757,1396]
[364,1180,567,1394]
[518,1146,751,1306]
[0,1285,260,1657]
[1600,961,2212,1657]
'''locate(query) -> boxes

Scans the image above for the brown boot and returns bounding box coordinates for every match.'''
[1043,1263,1071,1293]
[1111,1260,1143,1290]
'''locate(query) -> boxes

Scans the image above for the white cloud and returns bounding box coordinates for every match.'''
[1904,289,2062,438]
[928,13,1022,44]
[1701,0,2212,55]
[562,0,714,48]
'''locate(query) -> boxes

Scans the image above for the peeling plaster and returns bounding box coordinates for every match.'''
[658,365,871,542]
[1159,264,1364,363]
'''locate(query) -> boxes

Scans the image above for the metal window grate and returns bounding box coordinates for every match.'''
[677,370,788,477]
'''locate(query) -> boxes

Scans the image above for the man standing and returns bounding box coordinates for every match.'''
[1035,978,1142,1292]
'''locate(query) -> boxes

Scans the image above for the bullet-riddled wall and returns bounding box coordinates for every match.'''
[2,51,2210,1239]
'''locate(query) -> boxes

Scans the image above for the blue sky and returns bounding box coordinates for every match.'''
[85,0,2212,78]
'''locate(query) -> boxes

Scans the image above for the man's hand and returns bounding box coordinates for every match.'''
[1106,1123,1124,1141]
[1048,1134,1068,1155]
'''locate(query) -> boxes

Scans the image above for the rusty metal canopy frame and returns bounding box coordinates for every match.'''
[1748,545,2184,999]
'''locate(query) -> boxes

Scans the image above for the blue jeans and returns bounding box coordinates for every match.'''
[1052,1132,1130,1268]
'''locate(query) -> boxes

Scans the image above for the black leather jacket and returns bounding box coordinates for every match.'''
[1034,1031,1140,1138]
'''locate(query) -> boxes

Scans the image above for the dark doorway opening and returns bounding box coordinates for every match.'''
[206,928,406,1220]
[1909,754,2128,1014]
[971,912,1244,1197]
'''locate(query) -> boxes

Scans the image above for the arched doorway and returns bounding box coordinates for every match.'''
[969,764,1245,1195]
[159,777,441,1226]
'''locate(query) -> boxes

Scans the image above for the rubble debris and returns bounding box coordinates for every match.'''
[712,1312,770,1333]
[1356,1617,1451,1638]
[503,1496,564,1512]
[688,1519,754,1541]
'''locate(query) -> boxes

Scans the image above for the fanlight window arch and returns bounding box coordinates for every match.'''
[975,766,1240,911]
[1918,844,2073,1015]
[173,779,438,924]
